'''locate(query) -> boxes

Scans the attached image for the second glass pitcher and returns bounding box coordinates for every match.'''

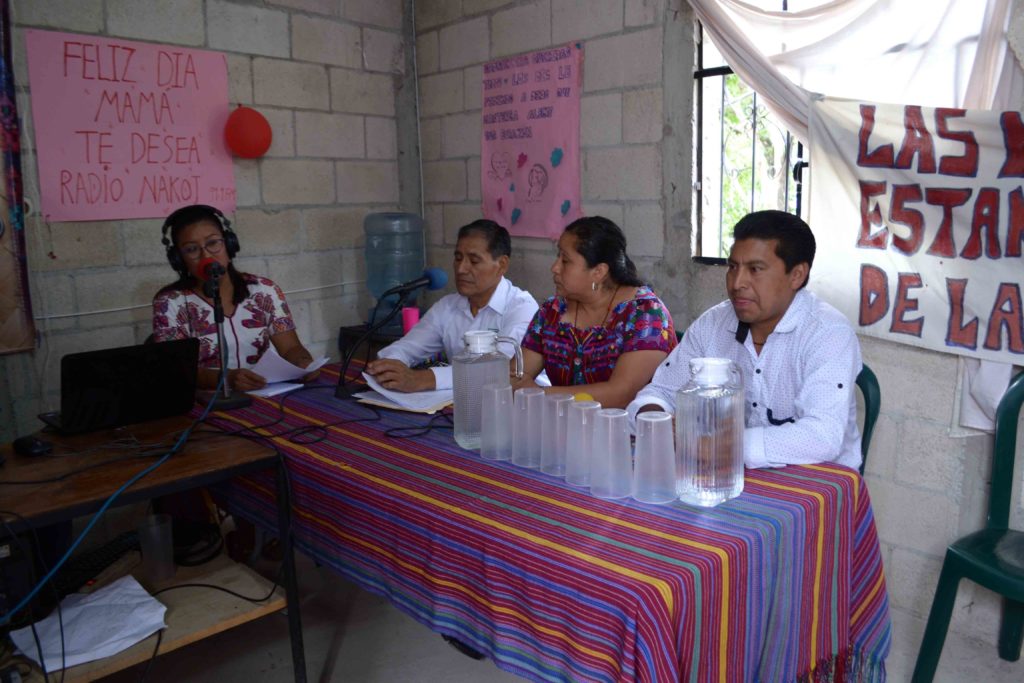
[675,357,745,507]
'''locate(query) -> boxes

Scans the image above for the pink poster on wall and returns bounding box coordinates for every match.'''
[25,30,236,222]
[481,44,582,239]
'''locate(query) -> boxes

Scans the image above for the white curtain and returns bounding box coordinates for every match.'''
[689,0,1015,141]
[687,0,1022,430]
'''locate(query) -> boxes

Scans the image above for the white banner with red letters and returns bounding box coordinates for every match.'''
[809,97,1023,364]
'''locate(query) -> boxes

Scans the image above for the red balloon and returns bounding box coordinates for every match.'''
[224,106,272,158]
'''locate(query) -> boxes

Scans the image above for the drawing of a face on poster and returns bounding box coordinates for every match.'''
[527,164,548,202]
[488,151,512,181]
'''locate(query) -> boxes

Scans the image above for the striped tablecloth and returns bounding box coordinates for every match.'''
[211,368,891,682]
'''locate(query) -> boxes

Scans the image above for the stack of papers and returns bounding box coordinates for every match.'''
[356,372,453,414]
[246,349,330,398]
[11,575,166,672]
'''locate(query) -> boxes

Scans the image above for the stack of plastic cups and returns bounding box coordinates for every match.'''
[540,394,574,476]
[512,387,545,468]
[632,411,677,503]
[565,400,601,486]
[589,408,632,499]
[480,383,514,461]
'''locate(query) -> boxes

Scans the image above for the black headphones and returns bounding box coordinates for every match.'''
[160,204,240,277]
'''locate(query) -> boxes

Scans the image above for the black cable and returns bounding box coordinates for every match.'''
[135,569,285,681]
[191,382,350,439]
[193,383,332,437]
[28,620,48,683]
[382,411,454,439]
[0,377,223,627]
[0,517,65,678]
[152,564,284,603]
[193,394,383,447]
[205,427,299,575]
[0,432,193,486]
[0,452,168,486]
[137,628,163,683]
[336,289,413,395]
[0,514,63,682]
[276,409,383,446]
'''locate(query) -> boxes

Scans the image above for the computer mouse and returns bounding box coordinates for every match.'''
[12,435,53,456]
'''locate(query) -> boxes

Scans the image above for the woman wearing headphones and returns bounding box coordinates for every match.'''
[152,204,317,391]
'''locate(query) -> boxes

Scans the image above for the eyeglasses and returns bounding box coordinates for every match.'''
[180,237,225,260]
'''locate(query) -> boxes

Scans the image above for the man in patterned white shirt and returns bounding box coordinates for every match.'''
[628,210,863,470]
[367,219,539,393]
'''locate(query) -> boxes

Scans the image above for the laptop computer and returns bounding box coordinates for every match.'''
[38,338,200,435]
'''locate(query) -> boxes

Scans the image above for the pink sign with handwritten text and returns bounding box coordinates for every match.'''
[25,30,236,222]
[481,44,582,239]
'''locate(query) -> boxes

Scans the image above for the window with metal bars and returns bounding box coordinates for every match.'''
[692,19,808,262]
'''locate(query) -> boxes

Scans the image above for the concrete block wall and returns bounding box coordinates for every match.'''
[414,0,682,303]
[1,2,1021,681]
[0,0,414,441]
[414,2,1024,682]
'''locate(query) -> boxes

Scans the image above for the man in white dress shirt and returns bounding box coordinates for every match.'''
[367,219,539,393]
[628,210,863,470]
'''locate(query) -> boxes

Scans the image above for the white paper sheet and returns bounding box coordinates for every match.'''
[11,575,167,672]
[360,372,453,412]
[248,382,305,398]
[249,346,329,383]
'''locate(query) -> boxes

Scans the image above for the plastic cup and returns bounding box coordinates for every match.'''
[565,400,601,486]
[401,306,420,334]
[480,384,513,461]
[541,394,574,476]
[632,412,678,504]
[590,409,632,499]
[512,387,545,468]
[137,513,176,586]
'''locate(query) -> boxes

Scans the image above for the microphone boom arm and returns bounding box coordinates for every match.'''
[334,289,414,398]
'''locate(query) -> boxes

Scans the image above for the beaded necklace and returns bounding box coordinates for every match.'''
[569,285,620,377]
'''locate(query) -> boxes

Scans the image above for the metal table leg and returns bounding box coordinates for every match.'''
[277,459,306,682]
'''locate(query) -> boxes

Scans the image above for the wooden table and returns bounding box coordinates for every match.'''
[0,415,307,682]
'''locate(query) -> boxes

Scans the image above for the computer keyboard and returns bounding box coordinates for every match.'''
[52,530,140,598]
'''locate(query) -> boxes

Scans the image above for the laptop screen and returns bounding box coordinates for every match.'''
[56,338,199,434]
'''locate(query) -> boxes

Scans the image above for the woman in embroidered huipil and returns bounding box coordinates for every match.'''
[515,216,677,408]
[152,204,317,392]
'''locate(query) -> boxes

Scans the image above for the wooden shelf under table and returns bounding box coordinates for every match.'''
[55,552,285,682]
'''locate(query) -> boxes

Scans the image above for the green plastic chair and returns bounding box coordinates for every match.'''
[856,364,880,475]
[911,370,1024,682]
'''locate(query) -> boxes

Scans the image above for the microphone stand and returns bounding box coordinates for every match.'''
[201,270,252,411]
[335,289,414,399]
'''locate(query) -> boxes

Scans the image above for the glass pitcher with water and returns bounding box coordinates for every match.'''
[676,357,745,507]
[452,330,523,450]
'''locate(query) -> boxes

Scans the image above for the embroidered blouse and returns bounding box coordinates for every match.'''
[152,273,296,370]
[521,285,676,386]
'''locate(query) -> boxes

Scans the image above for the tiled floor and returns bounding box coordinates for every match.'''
[95,554,1022,683]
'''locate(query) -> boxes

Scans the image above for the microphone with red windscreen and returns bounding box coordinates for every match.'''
[197,257,226,282]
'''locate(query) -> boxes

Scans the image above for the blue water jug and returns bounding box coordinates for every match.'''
[364,212,424,326]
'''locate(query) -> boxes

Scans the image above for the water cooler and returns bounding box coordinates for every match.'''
[364,212,424,334]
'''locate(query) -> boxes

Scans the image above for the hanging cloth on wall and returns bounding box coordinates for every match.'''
[0,0,34,355]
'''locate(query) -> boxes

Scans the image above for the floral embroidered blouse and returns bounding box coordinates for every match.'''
[152,274,296,370]
[521,285,677,386]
